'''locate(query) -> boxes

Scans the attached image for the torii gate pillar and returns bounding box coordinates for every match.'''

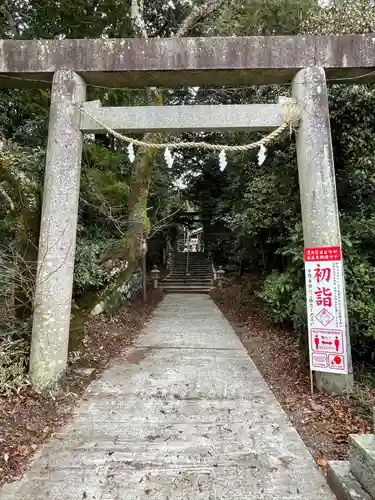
[293,67,354,395]
[29,70,86,392]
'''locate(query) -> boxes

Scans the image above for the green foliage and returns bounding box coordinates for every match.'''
[260,271,307,331]
[0,320,31,395]
[73,229,115,296]
[0,257,14,309]
[0,142,44,214]
[257,223,307,332]
[211,0,315,36]
[302,0,375,35]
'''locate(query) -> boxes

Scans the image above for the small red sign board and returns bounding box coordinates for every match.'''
[328,354,346,371]
[311,328,343,354]
[304,246,342,262]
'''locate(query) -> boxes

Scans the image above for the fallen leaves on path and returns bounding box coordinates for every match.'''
[0,290,164,486]
[212,280,374,467]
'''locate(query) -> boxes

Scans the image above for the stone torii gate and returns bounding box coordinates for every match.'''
[2,35,374,394]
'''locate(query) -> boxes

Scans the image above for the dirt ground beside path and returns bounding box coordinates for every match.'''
[211,280,375,472]
[0,290,164,487]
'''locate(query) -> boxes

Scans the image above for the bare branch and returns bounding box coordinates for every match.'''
[148,206,182,239]
[176,0,229,37]
[131,0,148,39]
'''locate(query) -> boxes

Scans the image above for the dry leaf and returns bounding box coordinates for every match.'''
[15,445,30,457]
[317,454,328,468]
[3,452,9,463]
[310,401,323,412]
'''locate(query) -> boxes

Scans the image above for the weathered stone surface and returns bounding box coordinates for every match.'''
[292,66,353,395]
[91,267,143,316]
[119,267,143,299]
[327,461,373,500]
[1,35,375,88]
[29,70,86,393]
[0,295,334,499]
[349,434,375,498]
[81,101,288,133]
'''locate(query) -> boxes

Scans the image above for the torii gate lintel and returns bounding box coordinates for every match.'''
[1,35,375,88]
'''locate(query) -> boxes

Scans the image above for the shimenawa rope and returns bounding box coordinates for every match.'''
[79,100,301,153]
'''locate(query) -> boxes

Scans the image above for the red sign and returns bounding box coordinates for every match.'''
[328,354,345,371]
[304,246,342,262]
[311,328,343,354]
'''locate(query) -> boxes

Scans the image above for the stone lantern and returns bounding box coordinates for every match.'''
[217,266,225,289]
[151,265,160,289]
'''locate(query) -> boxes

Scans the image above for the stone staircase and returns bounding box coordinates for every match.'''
[327,408,375,499]
[161,252,213,294]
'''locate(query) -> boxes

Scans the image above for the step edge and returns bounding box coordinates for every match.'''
[327,460,373,500]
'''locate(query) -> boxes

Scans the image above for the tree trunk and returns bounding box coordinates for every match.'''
[14,209,40,319]
[70,127,164,345]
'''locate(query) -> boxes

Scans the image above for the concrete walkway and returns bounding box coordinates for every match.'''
[0,294,335,499]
